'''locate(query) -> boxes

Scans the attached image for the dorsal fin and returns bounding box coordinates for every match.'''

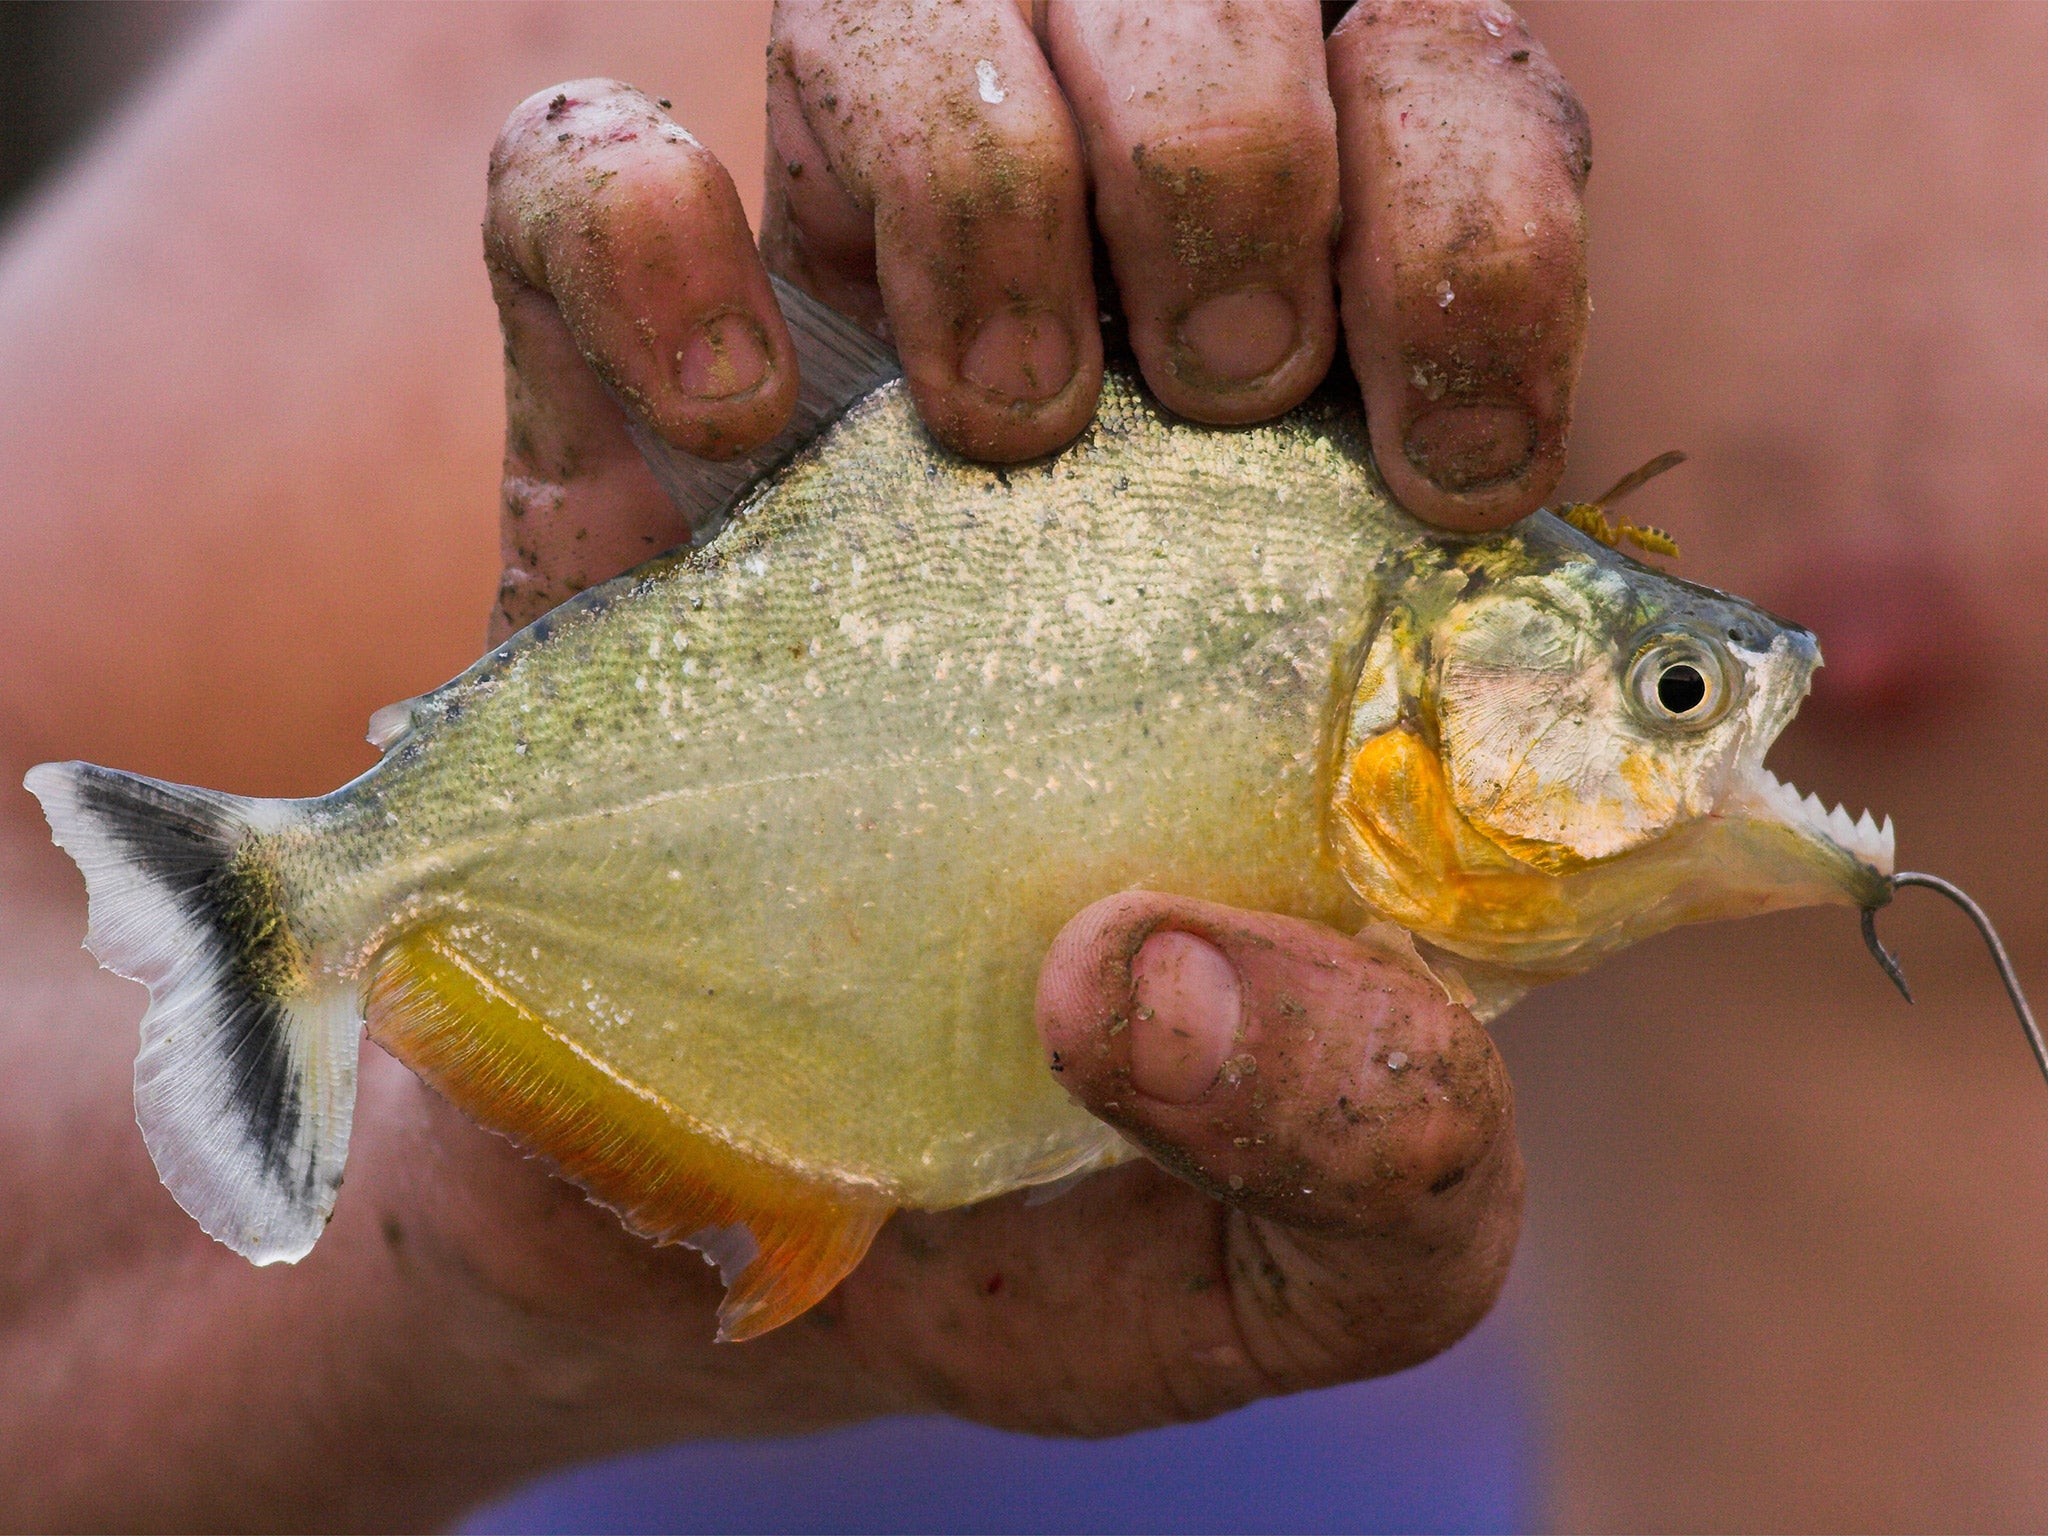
[623,275,902,548]
[366,696,421,751]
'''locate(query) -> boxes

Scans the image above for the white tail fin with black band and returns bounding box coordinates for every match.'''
[24,762,357,1263]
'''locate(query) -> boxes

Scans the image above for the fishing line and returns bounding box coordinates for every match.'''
[1862,873,2048,1092]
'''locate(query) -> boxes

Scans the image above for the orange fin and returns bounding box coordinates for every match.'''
[365,927,893,1341]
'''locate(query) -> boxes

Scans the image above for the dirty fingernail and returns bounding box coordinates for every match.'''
[676,312,771,399]
[1178,290,1299,384]
[1128,931,1241,1104]
[1404,403,1536,494]
[960,308,1076,402]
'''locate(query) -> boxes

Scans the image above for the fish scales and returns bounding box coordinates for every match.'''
[291,371,1389,1205]
[28,290,1904,1338]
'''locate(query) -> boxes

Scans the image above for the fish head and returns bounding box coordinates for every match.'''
[1332,513,1893,981]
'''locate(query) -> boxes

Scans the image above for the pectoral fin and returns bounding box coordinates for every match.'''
[365,927,893,1341]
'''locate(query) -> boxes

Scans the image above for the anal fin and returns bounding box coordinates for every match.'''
[365,927,892,1341]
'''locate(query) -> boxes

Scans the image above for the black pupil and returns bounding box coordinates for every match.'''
[1658,662,1708,715]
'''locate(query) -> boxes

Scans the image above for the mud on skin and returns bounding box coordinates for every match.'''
[764,1,1101,460]
[1329,0,1591,530]
[485,80,800,640]
[1017,894,1524,1408]
[492,1,1595,639]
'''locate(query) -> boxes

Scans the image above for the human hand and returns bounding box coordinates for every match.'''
[361,897,1518,1465]
[487,0,1591,639]
[431,0,1547,1502]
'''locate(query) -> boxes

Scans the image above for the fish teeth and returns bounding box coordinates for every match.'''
[1747,766,1895,874]
[1827,802,1856,846]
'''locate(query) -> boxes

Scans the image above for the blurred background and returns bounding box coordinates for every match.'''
[7,3,2048,1532]
[0,2,213,214]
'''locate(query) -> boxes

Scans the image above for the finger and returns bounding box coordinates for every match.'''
[487,278,671,642]
[488,80,798,459]
[763,2,1101,462]
[486,81,799,639]
[1044,1,1340,424]
[1037,893,1516,1246]
[1329,1,1591,532]
[759,25,886,335]
[838,893,1519,1430]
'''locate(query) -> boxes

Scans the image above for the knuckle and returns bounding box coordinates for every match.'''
[491,79,631,177]
[490,79,719,217]
[893,121,1083,244]
[1119,122,1337,278]
[1218,1210,1433,1389]
[1224,1111,1522,1384]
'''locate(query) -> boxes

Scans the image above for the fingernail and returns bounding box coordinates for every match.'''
[1177,289,1299,384]
[676,312,771,400]
[1403,404,1536,494]
[1128,931,1241,1104]
[960,307,1076,402]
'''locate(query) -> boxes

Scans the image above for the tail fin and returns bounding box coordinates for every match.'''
[24,762,358,1263]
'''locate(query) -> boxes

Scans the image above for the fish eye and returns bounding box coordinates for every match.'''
[1658,663,1708,714]
[1627,632,1735,731]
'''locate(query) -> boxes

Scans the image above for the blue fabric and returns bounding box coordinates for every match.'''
[461,1303,1534,1535]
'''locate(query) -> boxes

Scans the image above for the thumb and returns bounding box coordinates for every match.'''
[1036,892,1518,1247]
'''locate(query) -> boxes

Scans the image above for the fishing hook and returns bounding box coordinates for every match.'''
[1863,872,2048,1093]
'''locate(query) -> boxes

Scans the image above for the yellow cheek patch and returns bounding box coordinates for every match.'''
[1477,755,1672,877]
[1333,724,1576,944]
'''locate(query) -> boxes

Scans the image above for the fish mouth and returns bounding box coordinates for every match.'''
[1330,721,1903,983]
[1734,762,1896,879]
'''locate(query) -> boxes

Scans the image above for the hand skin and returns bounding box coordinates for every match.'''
[0,3,1543,1528]
[491,0,1594,643]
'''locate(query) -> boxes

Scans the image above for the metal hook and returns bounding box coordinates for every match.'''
[1862,872,2048,1093]
[1861,905,1912,1003]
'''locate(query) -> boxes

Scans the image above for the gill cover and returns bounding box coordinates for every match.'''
[1432,566,1782,872]
[1425,552,1826,876]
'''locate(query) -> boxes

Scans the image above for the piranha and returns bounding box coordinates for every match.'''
[24,284,2012,1342]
